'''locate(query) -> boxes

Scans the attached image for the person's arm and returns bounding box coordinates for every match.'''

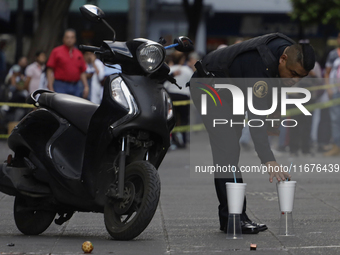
[91,55,100,76]
[46,68,55,91]
[246,80,290,182]
[266,109,281,136]
[24,77,31,91]
[86,72,94,79]
[46,48,57,92]
[79,53,90,99]
[24,66,32,91]
[10,74,17,87]
[324,66,333,99]
[80,72,89,99]
[324,50,336,99]
[246,80,275,162]
[249,115,290,183]
[96,60,105,81]
[324,66,331,82]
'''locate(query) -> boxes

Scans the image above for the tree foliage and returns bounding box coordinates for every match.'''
[291,0,340,29]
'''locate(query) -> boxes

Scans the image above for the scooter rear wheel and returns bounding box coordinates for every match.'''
[104,161,160,240]
[14,195,56,235]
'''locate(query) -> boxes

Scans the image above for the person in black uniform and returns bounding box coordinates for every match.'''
[190,33,315,234]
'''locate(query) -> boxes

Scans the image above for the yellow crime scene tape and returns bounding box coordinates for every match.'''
[172,100,191,106]
[1,82,340,137]
[0,102,35,108]
[306,82,340,92]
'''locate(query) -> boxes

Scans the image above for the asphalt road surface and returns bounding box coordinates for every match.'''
[0,132,340,255]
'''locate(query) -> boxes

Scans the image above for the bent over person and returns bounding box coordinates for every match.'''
[190,33,315,234]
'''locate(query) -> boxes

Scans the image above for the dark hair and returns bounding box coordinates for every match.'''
[171,51,185,65]
[300,43,315,72]
[287,43,315,72]
[35,51,45,57]
[64,28,76,37]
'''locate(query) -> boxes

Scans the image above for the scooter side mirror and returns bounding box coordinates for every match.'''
[174,36,194,52]
[79,4,116,42]
[79,4,105,23]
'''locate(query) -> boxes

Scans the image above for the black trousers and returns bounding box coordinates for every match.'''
[191,86,249,229]
[317,108,331,146]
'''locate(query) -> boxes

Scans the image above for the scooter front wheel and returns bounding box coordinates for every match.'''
[104,161,160,240]
[14,195,56,235]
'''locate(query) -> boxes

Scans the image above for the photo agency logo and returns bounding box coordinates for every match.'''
[197,80,312,128]
[197,82,223,114]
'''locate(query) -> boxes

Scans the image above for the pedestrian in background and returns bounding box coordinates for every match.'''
[187,51,201,72]
[24,51,46,94]
[324,32,340,156]
[5,56,27,84]
[8,65,26,99]
[6,64,28,121]
[83,51,105,103]
[46,29,89,98]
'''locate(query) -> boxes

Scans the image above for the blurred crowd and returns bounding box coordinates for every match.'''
[0,30,340,158]
[0,29,120,133]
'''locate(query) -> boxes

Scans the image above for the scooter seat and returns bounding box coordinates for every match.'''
[38,92,99,134]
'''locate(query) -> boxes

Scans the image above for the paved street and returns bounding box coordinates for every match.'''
[0,132,340,255]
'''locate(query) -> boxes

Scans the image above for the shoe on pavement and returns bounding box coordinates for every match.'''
[245,220,268,231]
[323,144,340,156]
[223,220,259,234]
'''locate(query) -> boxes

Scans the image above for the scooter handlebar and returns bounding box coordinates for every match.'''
[79,45,101,52]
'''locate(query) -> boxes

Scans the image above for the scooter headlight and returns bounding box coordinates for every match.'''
[137,43,165,73]
[110,76,138,115]
[163,90,173,120]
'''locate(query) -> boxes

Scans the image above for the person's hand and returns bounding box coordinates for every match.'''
[86,72,94,79]
[90,53,96,64]
[47,83,54,92]
[265,161,291,183]
[173,70,181,77]
[83,85,89,99]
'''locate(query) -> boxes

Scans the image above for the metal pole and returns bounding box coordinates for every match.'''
[233,214,235,236]
[134,0,140,38]
[285,212,288,235]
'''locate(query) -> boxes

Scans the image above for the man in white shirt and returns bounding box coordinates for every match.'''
[83,51,105,103]
[25,51,46,94]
